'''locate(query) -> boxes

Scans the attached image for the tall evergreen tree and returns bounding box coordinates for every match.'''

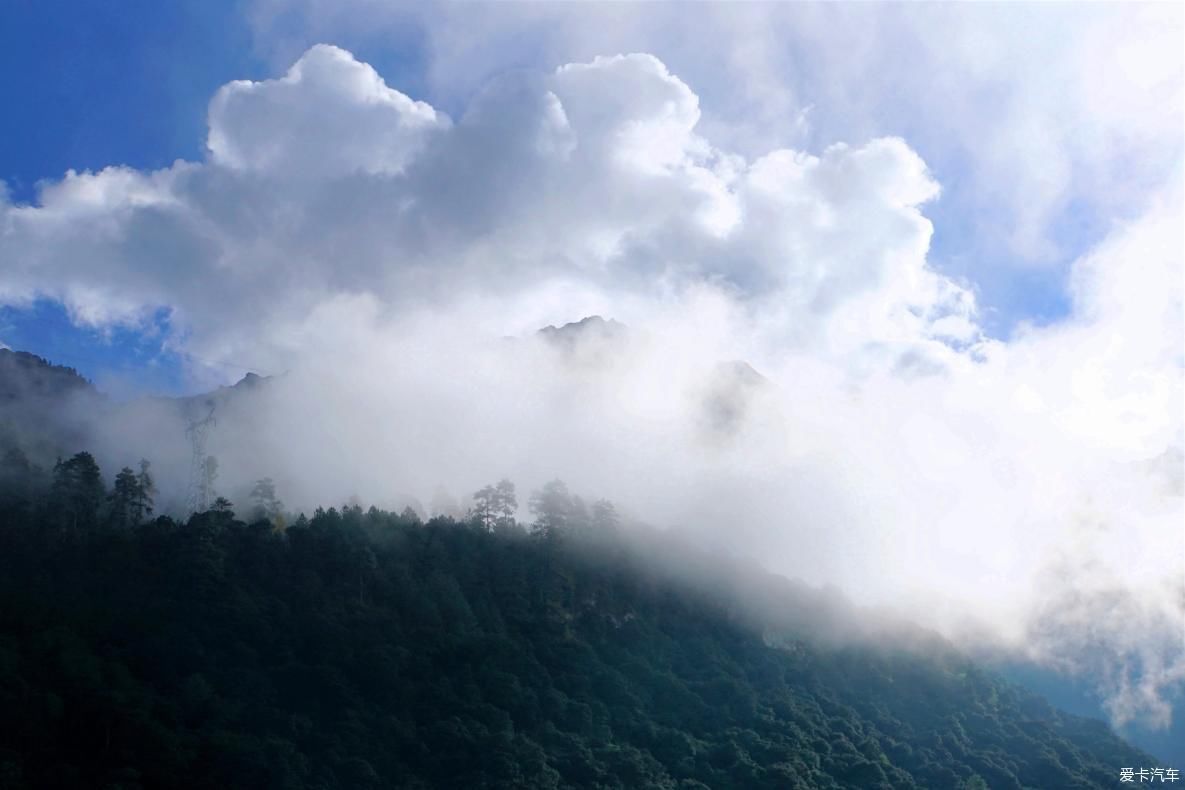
[493,479,518,531]
[471,479,517,531]
[108,466,140,528]
[50,451,104,529]
[472,484,498,530]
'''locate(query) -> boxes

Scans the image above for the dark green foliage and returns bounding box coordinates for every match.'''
[107,467,141,529]
[50,451,105,530]
[105,460,156,530]
[0,475,1157,789]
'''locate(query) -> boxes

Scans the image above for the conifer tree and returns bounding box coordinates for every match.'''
[472,479,519,531]
[493,479,518,531]
[50,451,104,529]
[108,466,140,528]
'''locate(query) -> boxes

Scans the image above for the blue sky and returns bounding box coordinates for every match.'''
[0,0,259,392]
[0,300,184,396]
[0,2,435,394]
[0,1,263,201]
[0,2,1177,394]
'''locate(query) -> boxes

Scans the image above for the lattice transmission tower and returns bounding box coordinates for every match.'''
[185,400,217,515]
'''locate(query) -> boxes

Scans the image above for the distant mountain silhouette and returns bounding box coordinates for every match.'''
[702,359,771,438]
[0,349,97,403]
[537,314,628,348]
[536,317,772,440]
[0,349,271,493]
[0,349,106,465]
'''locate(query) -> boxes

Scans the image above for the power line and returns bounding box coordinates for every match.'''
[180,351,275,379]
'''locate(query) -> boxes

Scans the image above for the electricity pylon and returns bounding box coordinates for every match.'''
[185,400,217,515]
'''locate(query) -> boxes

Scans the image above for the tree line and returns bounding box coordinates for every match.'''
[0,443,619,541]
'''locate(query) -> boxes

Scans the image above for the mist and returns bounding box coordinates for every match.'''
[2,43,1182,736]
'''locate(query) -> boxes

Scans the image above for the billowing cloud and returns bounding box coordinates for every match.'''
[209,43,447,177]
[0,45,972,371]
[244,1,1184,349]
[0,45,1181,730]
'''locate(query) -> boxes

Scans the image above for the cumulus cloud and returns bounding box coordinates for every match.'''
[0,45,1181,730]
[0,45,972,369]
[209,43,447,177]
[245,1,1183,309]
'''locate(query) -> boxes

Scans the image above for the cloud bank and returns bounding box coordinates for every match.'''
[249,1,1184,273]
[1,45,1181,730]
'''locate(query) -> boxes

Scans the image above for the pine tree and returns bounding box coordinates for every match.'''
[50,452,105,529]
[472,484,498,530]
[472,479,519,531]
[108,466,140,528]
[493,479,518,531]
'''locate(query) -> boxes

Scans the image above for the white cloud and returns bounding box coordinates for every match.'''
[0,45,969,366]
[0,44,1181,729]
[246,1,1182,275]
[209,43,447,177]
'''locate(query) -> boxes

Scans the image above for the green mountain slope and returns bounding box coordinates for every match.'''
[0,494,1156,789]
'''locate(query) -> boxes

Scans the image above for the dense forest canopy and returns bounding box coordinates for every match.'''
[0,446,1160,789]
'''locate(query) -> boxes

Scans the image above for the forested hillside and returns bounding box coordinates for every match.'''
[0,451,1156,789]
